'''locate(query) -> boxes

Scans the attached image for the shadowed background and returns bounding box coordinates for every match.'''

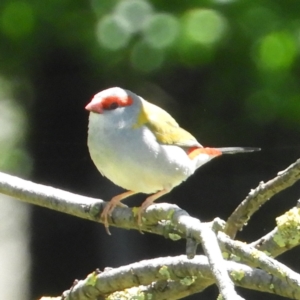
[0,0,300,299]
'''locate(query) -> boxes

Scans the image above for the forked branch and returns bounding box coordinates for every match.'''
[1,157,300,299]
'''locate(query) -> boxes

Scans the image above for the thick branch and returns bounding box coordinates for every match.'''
[2,161,300,300]
[0,172,106,220]
[147,209,242,299]
[0,172,239,299]
[62,255,300,300]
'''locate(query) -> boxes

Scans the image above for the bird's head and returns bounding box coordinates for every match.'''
[85,87,140,115]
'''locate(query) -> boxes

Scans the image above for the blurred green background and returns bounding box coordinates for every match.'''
[0,0,300,299]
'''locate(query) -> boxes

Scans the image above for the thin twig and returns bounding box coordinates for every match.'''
[250,206,300,257]
[199,222,243,300]
[225,158,300,238]
[218,232,300,292]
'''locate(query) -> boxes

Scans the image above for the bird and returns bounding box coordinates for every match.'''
[85,87,260,234]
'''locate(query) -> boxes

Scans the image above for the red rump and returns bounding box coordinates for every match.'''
[188,147,222,159]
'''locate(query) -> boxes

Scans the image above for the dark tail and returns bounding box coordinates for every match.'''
[216,147,261,154]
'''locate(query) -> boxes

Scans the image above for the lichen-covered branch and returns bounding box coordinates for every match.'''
[250,206,300,257]
[0,172,239,299]
[144,207,241,299]
[225,158,300,238]
[2,156,300,300]
[0,172,103,221]
[199,223,243,300]
[62,255,300,300]
[218,232,300,292]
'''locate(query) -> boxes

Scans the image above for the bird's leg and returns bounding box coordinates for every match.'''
[138,188,171,227]
[101,190,136,235]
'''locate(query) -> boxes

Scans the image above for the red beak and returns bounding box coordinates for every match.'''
[85,98,103,114]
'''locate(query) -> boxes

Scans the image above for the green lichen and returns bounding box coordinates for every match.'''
[180,276,197,286]
[274,207,300,247]
[168,233,181,241]
[166,209,175,220]
[107,286,150,300]
[230,270,245,282]
[85,271,98,286]
[222,252,229,259]
[251,249,262,259]
[158,266,170,279]
[263,250,271,256]
[230,254,241,262]
[273,232,286,247]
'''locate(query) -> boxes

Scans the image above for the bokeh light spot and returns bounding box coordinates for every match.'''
[96,15,131,50]
[1,1,35,39]
[0,77,31,174]
[257,31,297,70]
[114,0,153,33]
[143,13,180,49]
[130,41,164,72]
[184,9,227,45]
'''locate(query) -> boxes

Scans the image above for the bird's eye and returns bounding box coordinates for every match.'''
[108,102,119,110]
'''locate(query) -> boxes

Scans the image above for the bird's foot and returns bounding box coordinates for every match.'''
[137,208,145,234]
[137,188,171,232]
[101,202,116,235]
[137,200,153,233]
[100,191,134,235]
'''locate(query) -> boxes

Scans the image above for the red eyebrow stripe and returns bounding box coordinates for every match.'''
[188,147,222,160]
[101,95,133,110]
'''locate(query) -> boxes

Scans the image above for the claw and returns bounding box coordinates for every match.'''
[101,202,114,235]
[137,207,145,234]
[137,188,171,231]
[100,191,136,235]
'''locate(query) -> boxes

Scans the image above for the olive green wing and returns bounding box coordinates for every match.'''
[133,99,201,148]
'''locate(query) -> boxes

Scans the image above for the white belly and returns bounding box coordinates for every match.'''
[87,114,196,193]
